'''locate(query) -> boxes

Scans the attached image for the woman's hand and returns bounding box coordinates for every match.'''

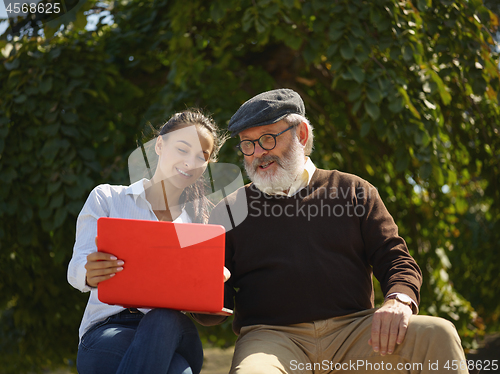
[85,237,124,288]
[223,267,231,282]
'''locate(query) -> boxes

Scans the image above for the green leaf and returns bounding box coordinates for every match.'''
[414,131,430,147]
[284,34,303,50]
[455,198,468,215]
[351,99,362,114]
[326,44,339,58]
[419,162,432,179]
[348,86,363,101]
[25,85,39,95]
[354,48,369,64]
[62,173,78,184]
[40,77,53,94]
[263,3,279,18]
[366,86,383,103]
[47,181,62,194]
[242,9,254,32]
[20,138,33,152]
[0,167,17,183]
[39,207,52,220]
[61,112,79,124]
[347,3,357,14]
[349,65,365,83]
[49,193,64,209]
[53,207,68,229]
[398,87,421,119]
[40,139,60,161]
[49,48,61,60]
[370,8,382,24]
[78,147,96,161]
[65,184,85,199]
[364,101,380,120]
[388,96,404,113]
[82,89,99,98]
[13,94,27,104]
[341,70,353,80]
[67,200,84,216]
[329,59,342,71]
[328,27,343,41]
[402,45,413,62]
[429,70,452,105]
[42,123,60,136]
[340,42,354,60]
[4,59,20,70]
[351,24,365,39]
[360,121,371,137]
[61,125,80,138]
[255,18,267,33]
[395,153,410,171]
[69,66,85,78]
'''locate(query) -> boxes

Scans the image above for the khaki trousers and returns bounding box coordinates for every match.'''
[230,309,468,374]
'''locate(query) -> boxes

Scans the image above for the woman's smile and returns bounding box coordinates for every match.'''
[175,167,193,178]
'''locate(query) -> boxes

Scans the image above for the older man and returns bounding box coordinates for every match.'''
[196,88,469,374]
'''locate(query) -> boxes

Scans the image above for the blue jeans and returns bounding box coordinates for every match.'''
[77,309,203,374]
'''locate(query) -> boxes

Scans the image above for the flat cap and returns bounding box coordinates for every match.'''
[228,88,305,136]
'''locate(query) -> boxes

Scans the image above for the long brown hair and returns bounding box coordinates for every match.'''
[155,109,226,223]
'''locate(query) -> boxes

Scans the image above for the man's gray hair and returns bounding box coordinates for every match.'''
[284,113,314,156]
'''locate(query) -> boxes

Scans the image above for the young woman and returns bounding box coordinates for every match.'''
[68,110,228,374]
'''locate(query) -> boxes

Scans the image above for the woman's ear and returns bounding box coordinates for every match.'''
[297,122,308,147]
[155,135,163,156]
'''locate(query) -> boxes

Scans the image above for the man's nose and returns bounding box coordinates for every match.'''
[253,142,268,157]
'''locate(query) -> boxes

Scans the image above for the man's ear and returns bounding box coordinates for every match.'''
[297,122,308,147]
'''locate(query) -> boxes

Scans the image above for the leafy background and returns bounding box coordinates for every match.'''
[1,0,499,372]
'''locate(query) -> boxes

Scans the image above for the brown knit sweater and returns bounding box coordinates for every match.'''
[195,168,422,334]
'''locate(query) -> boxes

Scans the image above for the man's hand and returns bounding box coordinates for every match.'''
[369,298,412,355]
[85,237,124,288]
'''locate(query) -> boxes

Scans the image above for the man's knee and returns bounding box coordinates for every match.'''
[230,352,291,374]
[406,315,462,349]
[230,328,311,374]
[410,315,459,336]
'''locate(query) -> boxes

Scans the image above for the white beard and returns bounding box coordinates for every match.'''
[244,135,305,195]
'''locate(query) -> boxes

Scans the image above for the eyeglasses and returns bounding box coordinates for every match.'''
[236,126,295,156]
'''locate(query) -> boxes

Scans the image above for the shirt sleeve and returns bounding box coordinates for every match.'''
[67,185,111,293]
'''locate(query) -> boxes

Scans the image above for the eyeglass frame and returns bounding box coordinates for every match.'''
[235,125,296,156]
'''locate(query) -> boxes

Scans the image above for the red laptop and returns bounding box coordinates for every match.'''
[97,217,232,315]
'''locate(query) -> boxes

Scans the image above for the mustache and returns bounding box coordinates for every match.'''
[250,155,283,171]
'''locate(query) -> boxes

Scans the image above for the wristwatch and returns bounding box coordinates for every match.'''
[386,293,413,307]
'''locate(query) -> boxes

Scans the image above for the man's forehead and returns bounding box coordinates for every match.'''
[239,120,287,139]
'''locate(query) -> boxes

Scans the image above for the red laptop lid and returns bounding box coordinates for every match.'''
[96,217,227,314]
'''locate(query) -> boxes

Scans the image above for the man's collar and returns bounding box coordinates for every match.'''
[304,157,316,185]
[272,157,316,197]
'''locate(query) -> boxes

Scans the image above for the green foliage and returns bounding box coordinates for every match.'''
[1,0,499,371]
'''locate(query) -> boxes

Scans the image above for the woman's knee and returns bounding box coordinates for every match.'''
[142,309,197,334]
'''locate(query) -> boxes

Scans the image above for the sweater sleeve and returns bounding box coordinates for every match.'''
[67,185,111,293]
[357,179,422,310]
